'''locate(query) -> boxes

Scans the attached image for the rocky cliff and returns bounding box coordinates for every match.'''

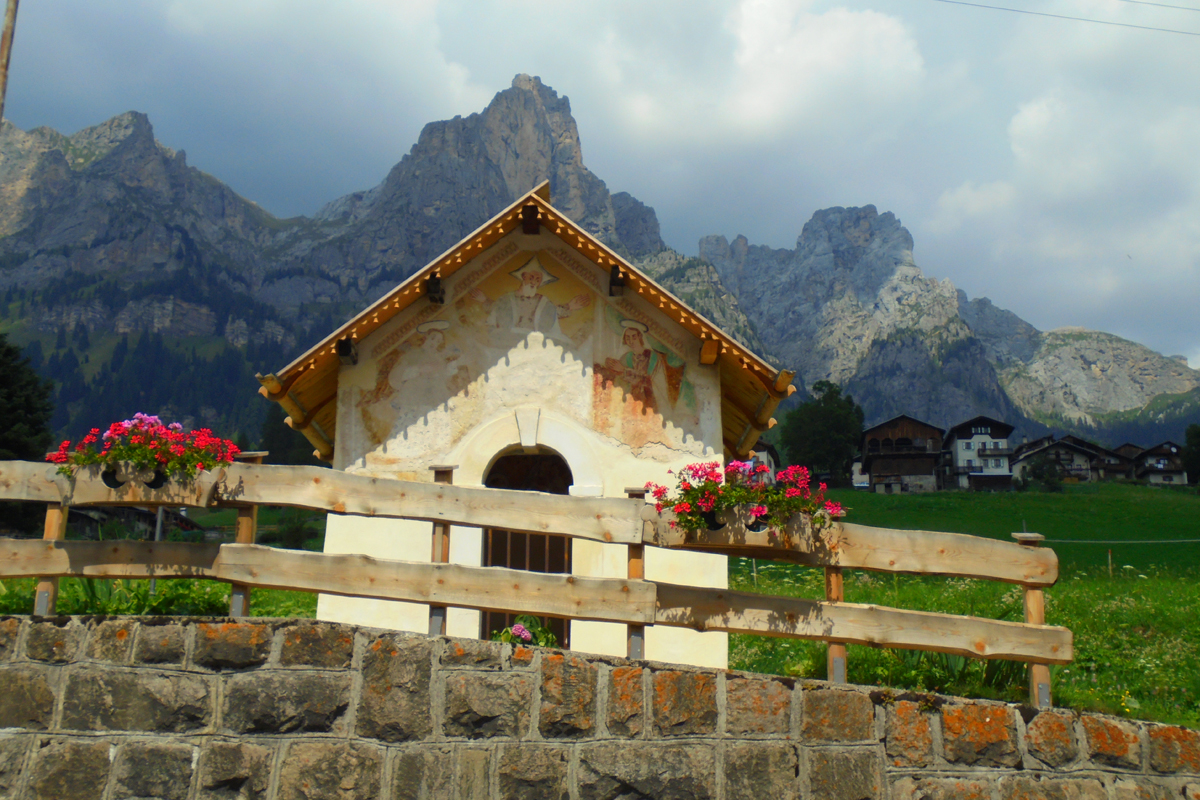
[0,76,748,439]
[699,206,1200,432]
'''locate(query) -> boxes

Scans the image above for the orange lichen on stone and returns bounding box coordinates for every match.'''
[1150,725,1200,773]
[607,666,644,738]
[1026,710,1079,767]
[886,701,933,767]
[1083,715,1141,769]
[942,703,1019,766]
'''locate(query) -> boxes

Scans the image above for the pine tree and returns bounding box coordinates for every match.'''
[0,333,56,535]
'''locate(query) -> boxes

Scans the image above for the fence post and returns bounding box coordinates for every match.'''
[428,465,457,636]
[33,503,67,616]
[825,566,847,683]
[229,452,266,617]
[1013,532,1052,708]
[625,487,646,659]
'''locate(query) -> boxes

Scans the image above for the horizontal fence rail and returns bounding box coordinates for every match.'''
[0,539,1072,664]
[0,459,1073,702]
[0,461,1058,586]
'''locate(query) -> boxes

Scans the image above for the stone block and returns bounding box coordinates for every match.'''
[222,671,350,733]
[726,677,792,736]
[441,638,503,670]
[0,665,56,729]
[806,748,882,800]
[25,619,83,663]
[652,670,717,736]
[498,745,569,800]
[725,742,798,800]
[112,742,194,800]
[276,742,382,800]
[134,623,187,665]
[539,652,597,738]
[26,738,111,800]
[278,622,354,668]
[1149,724,1200,773]
[1185,783,1200,799]
[87,619,136,663]
[355,635,433,743]
[194,622,272,669]
[941,702,1020,767]
[1082,714,1141,769]
[444,672,534,739]
[0,619,21,661]
[0,735,31,797]
[891,777,995,800]
[390,747,453,800]
[510,646,535,669]
[1025,710,1079,767]
[61,668,210,732]
[606,666,643,737]
[456,747,491,800]
[997,775,1107,800]
[1112,780,1175,800]
[578,743,715,800]
[885,700,933,767]
[196,741,274,800]
[802,688,874,742]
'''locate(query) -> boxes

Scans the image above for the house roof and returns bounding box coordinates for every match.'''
[945,415,1016,439]
[255,182,795,462]
[1010,438,1098,465]
[862,414,944,439]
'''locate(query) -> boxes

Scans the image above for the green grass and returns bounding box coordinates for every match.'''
[826,482,1200,570]
[0,577,317,619]
[730,483,1200,726]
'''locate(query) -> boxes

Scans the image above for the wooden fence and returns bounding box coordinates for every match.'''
[0,460,1068,707]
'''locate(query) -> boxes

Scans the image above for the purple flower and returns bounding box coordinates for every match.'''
[168,422,183,432]
[510,624,533,642]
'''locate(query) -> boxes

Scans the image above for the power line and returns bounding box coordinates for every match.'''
[931,0,1200,36]
[1115,0,1200,12]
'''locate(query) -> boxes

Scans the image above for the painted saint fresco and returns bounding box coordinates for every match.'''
[467,257,592,347]
[592,306,699,450]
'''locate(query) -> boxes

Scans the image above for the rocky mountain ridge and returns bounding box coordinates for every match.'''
[2,74,1196,443]
[701,205,1200,430]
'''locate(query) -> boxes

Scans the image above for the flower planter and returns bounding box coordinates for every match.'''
[98,462,167,490]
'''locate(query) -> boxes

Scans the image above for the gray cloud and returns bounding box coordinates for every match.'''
[6,0,1198,364]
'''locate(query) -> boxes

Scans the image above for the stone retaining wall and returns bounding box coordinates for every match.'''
[0,615,1197,799]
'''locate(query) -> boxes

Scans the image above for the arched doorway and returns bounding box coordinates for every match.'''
[481,449,574,646]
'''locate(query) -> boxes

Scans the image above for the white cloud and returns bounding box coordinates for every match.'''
[723,0,924,136]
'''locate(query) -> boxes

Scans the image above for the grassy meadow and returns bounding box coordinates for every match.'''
[729,483,1200,726]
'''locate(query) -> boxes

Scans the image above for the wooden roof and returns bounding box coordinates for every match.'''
[256,182,794,464]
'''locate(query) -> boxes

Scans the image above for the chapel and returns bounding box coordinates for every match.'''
[256,183,794,667]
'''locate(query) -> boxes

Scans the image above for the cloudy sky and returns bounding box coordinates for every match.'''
[8,0,1199,365]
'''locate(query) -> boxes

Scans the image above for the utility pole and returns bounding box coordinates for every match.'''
[0,0,18,124]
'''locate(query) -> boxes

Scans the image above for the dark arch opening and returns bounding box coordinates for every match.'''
[481,450,574,646]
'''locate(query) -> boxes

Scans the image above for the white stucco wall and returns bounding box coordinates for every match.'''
[315,230,729,668]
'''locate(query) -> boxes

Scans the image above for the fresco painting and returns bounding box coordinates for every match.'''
[347,250,702,457]
[352,254,595,449]
[592,306,699,451]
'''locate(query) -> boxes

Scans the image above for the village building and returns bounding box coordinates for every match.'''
[1133,441,1189,485]
[942,416,1014,490]
[255,183,794,669]
[860,415,943,493]
[1010,437,1101,483]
